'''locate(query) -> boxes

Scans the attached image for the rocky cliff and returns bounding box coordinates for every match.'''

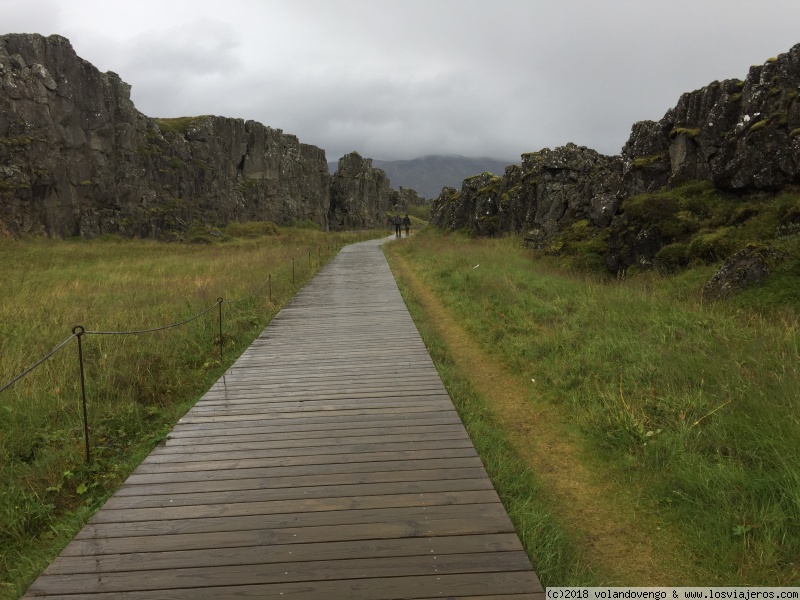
[431,43,800,272]
[0,33,331,238]
[328,151,391,229]
[389,186,426,210]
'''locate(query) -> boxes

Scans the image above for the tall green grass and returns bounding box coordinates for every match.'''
[389,229,800,585]
[0,227,383,599]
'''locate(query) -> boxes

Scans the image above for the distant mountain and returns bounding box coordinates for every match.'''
[328,155,515,200]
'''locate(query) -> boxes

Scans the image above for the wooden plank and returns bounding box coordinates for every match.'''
[59,513,519,556]
[76,503,510,539]
[126,449,482,486]
[101,478,496,509]
[185,395,453,413]
[163,422,467,444]
[169,412,462,433]
[138,447,478,472]
[88,490,500,524]
[149,433,473,456]
[173,403,454,424]
[45,533,523,575]
[28,551,533,595]
[115,465,491,497]
[27,572,543,599]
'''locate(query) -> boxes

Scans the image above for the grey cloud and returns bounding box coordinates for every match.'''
[2,0,800,162]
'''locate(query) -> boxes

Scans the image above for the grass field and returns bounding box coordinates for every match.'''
[0,226,384,599]
[385,229,800,585]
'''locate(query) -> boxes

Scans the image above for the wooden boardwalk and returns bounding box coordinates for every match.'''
[24,238,543,599]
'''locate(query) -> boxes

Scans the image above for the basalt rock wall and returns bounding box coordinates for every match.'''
[623,43,800,192]
[0,33,330,238]
[328,151,391,229]
[431,42,800,269]
[431,144,623,241]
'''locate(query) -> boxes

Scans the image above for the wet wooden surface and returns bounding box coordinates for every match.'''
[24,238,543,599]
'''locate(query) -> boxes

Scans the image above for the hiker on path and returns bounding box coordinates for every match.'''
[394,214,402,238]
[403,214,411,237]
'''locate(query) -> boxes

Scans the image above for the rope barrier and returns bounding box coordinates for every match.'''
[0,333,77,394]
[83,301,221,336]
[223,274,272,305]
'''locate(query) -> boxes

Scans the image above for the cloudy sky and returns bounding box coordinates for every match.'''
[2,0,799,162]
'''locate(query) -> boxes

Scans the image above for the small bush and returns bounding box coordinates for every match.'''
[155,116,209,135]
[669,127,701,139]
[655,242,689,271]
[632,154,666,168]
[686,228,737,263]
[623,195,680,223]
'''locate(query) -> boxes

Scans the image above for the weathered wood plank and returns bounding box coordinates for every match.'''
[149,433,473,456]
[76,503,511,539]
[115,464,491,497]
[101,478,496,509]
[88,490,500,524]
[45,533,523,575]
[28,551,534,595]
[29,572,543,599]
[163,422,466,445]
[124,457,485,486]
[58,513,519,556]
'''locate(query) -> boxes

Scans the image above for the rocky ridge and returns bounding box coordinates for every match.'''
[328,152,392,229]
[431,43,800,273]
[0,33,404,238]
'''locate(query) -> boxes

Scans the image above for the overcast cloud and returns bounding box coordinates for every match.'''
[2,0,800,162]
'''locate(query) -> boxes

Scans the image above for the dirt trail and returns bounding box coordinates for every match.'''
[391,252,697,585]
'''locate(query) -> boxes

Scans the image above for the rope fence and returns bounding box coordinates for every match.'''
[1,244,332,463]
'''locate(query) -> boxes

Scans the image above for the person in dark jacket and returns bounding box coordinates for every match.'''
[403,214,411,237]
[394,215,402,237]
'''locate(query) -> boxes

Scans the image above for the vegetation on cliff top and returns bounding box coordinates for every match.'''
[153,115,211,135]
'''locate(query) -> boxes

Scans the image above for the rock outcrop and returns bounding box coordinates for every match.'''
[389,186,426,210]
[328,152,391,229]
[0,33,330,238]
[702,245,779,301]
[431,42,800,275]
[431,143,623,240]
[623,45,800,193]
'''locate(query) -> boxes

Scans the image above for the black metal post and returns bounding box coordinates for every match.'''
[72,325,90,464]
[217,298,223,361]
[292,258,295,284]
[308,249,312,269]
[318,244,321,266]
[268,274,272,303]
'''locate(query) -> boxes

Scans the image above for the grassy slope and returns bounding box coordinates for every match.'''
[0,227,383,600]
[384,229,800,585]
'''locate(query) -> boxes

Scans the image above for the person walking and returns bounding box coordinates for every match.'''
[403,214,411,237]
[394,214,402,238]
